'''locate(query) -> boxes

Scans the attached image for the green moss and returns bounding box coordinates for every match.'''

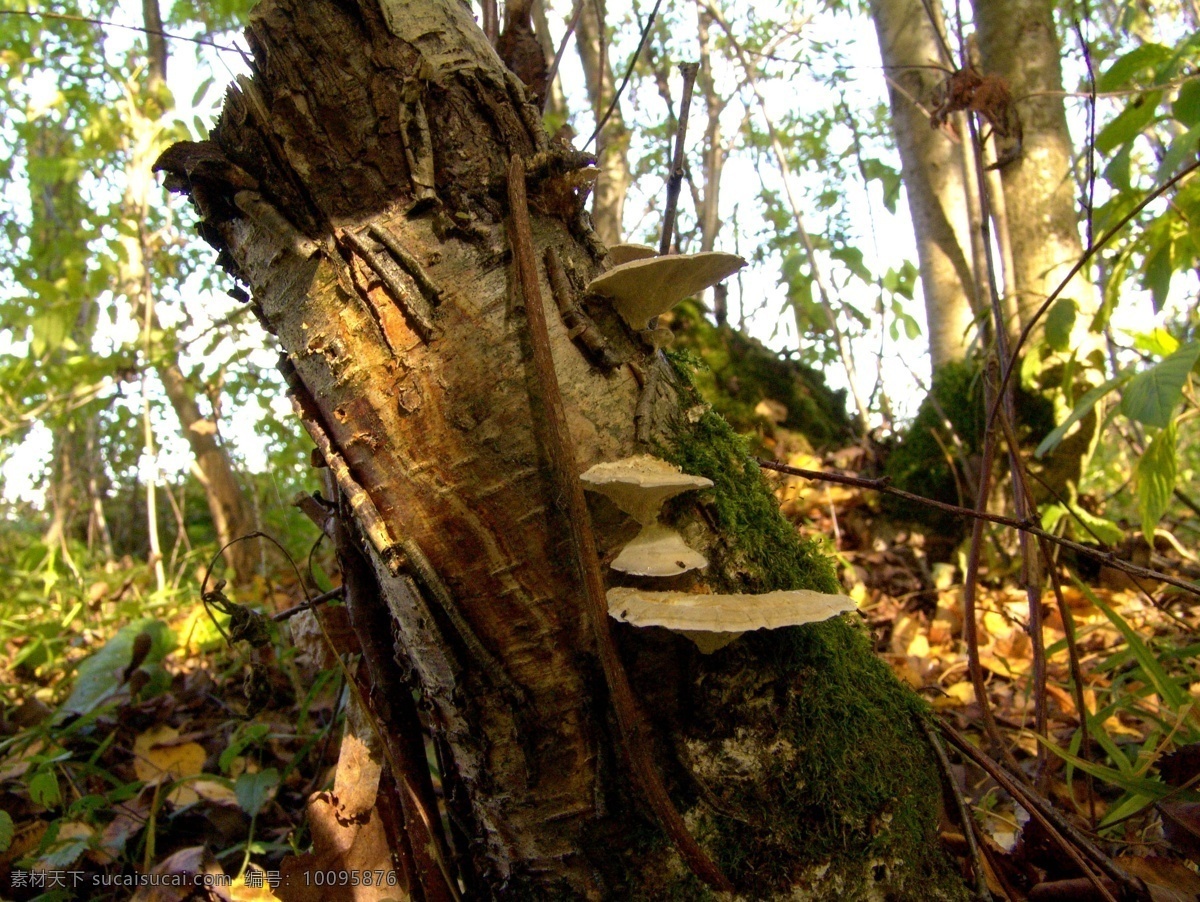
[681,620,965,899]
[655,355,967,900]
[669,300,853,451]
[659,392,839,596]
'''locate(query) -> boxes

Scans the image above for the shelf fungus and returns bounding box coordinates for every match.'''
[586,251,746,331]
[607,243,659,266]
[580,455,712,577]
[607,586,856,654]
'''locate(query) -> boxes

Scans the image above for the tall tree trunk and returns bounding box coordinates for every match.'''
[576,0,632,246]
[696,3,728,323]
[123,0,259,582]
[870,0,977,369]
[972,0,1104,493]
[159,358,258,581]
[27,121,98,570]
[159,0,963,896]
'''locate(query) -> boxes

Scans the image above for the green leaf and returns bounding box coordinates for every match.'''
[1036,371,1131,458]
[235,768,279,818]
[1096,91,1162,155]
[860,158,901,214]
[61,619,175,716]
[1120,342,1200,428]
[1138,422,1177,545]
[1070,505,1126,546]
[29,769,61,807]
[1044,297,1076,352]
[1128,327,1179,357]
[1082,580,1190,710]
[1142,238,1173,313]
[1174,79,1200,127]
[1097,43,1172,91]
[0,810,13,852]
[1157,122,1200,182]
[29,306,74,357]
[1037,735,1173,800]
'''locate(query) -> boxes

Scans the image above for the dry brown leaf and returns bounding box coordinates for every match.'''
[130,845,230,902]
[334,703,383,824]
[1117,854,1200,899]
[278,793,399,902]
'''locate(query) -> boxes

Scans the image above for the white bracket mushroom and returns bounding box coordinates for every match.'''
[580,455,712,577]
[606,243,659,266]
[607,587,856,654]
[586,251,745,332]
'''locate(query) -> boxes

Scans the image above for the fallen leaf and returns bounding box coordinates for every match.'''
[130,845,230,902]
[278,793,400,902]
[1159,801,1200,863]
[1117,854,1200,899]
[133,725,207,806]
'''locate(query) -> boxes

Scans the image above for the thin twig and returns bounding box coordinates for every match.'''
[0,8,244,54]
[941,721,1149,902]
[1040,550,1097,827]
[544,0,587,112]
[506,156,732,892]
[755,459,1200,599]
[919,718,993,901]
[272,585,345,622]
[660,62,699,255]
[585,0,666,147]
[959,427,1026,775]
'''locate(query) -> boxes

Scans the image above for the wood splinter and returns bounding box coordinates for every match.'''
[398,81,438,207]
[369,223,443,308]
[544,247,620,370]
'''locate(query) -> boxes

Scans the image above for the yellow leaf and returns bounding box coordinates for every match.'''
[133,726,206,806]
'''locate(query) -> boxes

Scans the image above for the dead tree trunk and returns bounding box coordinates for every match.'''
[159,0,964,896]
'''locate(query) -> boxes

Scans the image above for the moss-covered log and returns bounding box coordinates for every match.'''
[158,0,967,896]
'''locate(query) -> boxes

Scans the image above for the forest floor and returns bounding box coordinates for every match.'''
[3,437,1200,900]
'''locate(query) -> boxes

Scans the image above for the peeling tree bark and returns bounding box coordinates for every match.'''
[159,0,965,896]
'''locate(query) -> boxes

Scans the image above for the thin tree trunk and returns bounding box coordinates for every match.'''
[160,0,962,895]
[159,360,257,580]
[531,0,568,123]
[120,0,258,582]
[972,0,1104,493]
[576,0,631,246]
[870,0,976,369]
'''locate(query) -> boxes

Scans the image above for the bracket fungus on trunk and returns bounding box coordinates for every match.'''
[607,243,659,266]
[606,586,856,654]
[580,455,712,577]
[587,251,745,330]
